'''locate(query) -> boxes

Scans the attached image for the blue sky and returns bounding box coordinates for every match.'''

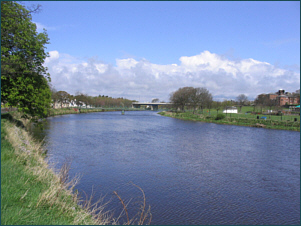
[25,1,300,101]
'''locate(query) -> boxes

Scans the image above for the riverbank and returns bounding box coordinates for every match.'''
[1,111,152,225]
[158,111,300,131]
[47,107,144,117]
[1,114,113,225]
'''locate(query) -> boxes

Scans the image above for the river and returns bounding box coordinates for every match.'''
[32,111,300,225]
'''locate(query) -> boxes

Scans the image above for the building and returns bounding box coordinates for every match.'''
[223,106,238,114]
[51,99,93,109]
[257,89,300,107]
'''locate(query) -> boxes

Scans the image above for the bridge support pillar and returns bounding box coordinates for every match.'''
[151,105,158,111]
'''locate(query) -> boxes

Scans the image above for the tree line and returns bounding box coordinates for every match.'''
[169,87,251,114]
[1,1,135,118]
[2,2,298,119]
[51,88,135,109]
[170,87,300,114]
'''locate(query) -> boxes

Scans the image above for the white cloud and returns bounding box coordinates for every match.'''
[44,50,300,101]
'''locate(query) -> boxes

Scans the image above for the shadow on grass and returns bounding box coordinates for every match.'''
[1,113,25,129]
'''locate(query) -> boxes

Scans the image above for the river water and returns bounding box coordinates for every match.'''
[32,111,300,225]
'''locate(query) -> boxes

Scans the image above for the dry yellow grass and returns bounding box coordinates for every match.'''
[2,113,152,225]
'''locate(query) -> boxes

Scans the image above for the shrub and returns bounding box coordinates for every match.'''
[215,113,225,120]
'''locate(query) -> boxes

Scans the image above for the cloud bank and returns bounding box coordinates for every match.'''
[45,50,300,101]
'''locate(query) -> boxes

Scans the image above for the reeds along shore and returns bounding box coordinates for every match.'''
[1,112,151,225]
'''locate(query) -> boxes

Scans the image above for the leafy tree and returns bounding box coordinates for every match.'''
[50,86,58,108]
[1,1,51,118]
[75,92,91,108]
[56,91,70,108]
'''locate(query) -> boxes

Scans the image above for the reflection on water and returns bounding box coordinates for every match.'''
[32,111,300,225]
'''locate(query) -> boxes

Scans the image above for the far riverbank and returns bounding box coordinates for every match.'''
[158,111,300,131]
[46,107,144,117]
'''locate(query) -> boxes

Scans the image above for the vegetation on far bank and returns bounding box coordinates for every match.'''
[46,107,145,117]
[158,107,300,131]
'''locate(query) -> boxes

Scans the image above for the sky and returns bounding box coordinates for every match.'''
[25,1,300,102]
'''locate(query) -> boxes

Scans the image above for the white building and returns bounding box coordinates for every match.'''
[223,106,238,114]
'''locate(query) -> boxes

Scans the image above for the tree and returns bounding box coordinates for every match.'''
[169,87,194,111]
[75,92,91,108]
[170,87,213,113]
[152,98,159,103]
[1,1,51,118]
[56,91,70,108]
[236,94,248,113]
[189,87,212,114]
[213,101,222,115]
[50,86,58,108]
[222,100,232,116]
[265,98,277,118]
[254,94,269,113]
[196,87,213,114]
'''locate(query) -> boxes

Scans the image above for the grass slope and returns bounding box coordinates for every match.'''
[159,111,300,131]
[1,113,152,225]
[1,118,109,225]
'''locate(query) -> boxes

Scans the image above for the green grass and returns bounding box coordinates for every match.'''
[47,107,145,117]
[2,119,69,224]
[1,118,108,225]
[1,114,152,225]
[159,109,300,131]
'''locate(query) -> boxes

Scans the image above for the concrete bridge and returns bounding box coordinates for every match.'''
[132,102,172,110]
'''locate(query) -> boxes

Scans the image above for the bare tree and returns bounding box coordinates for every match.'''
[254,94,268,113]
[266,98,277,118]
[169,87,194,112]
[236,94,248,113]
[190,87,213,114]
[170,87,213,114]
[213,101,222,115]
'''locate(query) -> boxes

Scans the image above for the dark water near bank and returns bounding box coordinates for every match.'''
[33,111,300,225]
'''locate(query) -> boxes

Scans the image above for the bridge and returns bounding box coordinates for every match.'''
[132,102,172,110]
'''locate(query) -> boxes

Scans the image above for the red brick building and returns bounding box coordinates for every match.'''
[257,89,300,106]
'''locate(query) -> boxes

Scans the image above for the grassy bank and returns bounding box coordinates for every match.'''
[47,107,113,117]
[159,111,300,131]
[1,112,152,225]
[1,115,113,225]
[46,107,144,117]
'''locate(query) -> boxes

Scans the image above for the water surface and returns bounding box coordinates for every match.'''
[34,111,300,225]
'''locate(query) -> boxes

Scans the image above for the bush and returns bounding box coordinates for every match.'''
[215,113,225,120]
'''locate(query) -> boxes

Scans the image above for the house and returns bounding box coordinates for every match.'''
[51,98,93,109]
[223,106,238,114]
[257,89,300,107]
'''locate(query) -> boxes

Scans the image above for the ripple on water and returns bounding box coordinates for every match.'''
[34,111,300,225]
